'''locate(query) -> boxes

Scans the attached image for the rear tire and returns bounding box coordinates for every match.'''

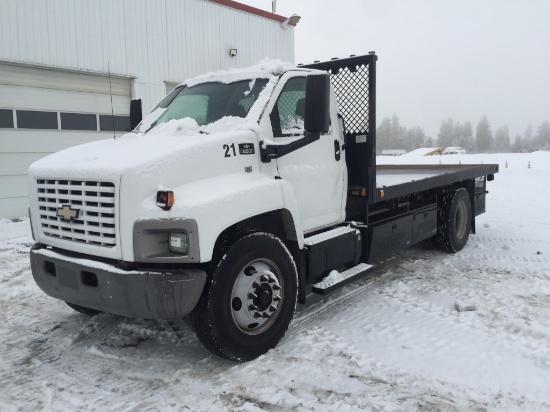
[433,187,472,252]
[65,302,102,316]
[191,232,297,361]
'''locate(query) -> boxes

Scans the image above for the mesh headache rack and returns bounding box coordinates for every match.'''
[303,54,377,206]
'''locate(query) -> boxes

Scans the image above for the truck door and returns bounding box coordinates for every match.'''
[269,74,346,232]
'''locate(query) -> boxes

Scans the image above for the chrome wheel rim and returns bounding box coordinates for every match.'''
[230,259,283,335]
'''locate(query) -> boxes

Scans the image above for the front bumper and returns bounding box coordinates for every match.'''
[30,244,207,320]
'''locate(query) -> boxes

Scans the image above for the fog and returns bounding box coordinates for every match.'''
[239,0,550,141]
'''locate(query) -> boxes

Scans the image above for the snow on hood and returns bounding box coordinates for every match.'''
[146,118,201,137]
[202,116,261,134]
[29,128,254,179]
[145,116,261,137]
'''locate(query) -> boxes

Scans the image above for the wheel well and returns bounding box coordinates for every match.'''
[438,182,466,198]
[211,210,305,303]
[212,209,297,258]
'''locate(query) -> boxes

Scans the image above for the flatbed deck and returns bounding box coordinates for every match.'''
[374,164,499,201]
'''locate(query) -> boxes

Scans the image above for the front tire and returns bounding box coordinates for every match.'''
[191,232,298,361]
[433,187,472,252]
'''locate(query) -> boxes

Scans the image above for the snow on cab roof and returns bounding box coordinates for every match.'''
[183,58,315,88]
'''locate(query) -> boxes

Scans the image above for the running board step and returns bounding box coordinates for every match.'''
[311,263,373,295]
[304,226,358,246]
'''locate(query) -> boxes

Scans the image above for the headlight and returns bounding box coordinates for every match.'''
[134,219,199,262]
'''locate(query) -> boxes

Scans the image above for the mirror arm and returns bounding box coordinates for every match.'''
[260,132,320,163]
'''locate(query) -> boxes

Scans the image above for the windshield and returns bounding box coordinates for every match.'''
[140,78,269,133]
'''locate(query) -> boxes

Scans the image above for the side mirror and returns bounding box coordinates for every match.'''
[130,99,143,130]
[304,73,330,134]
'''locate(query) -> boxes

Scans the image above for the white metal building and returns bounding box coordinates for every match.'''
[0,0,296,219]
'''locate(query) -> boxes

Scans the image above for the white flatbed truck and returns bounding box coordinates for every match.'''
[28,54,498,361]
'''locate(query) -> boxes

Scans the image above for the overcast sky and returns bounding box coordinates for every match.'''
[239,0,550,139]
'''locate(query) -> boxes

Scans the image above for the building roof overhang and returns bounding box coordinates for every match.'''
[209,0,298,26]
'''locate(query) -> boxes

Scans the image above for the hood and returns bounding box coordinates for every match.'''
[29,118,257,180]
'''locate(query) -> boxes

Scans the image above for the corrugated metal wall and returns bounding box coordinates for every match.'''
[0,0,295,113]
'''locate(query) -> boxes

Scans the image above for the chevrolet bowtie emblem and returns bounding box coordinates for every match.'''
[57,204,80,222]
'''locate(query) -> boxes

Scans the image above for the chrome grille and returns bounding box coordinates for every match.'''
[36,179,117,247]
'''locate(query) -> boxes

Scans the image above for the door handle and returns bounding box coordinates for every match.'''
[334,140,341,161]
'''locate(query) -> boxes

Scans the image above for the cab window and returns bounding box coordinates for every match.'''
[270,77,306,137]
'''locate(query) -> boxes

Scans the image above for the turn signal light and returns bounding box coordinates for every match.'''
[157,190,174,211]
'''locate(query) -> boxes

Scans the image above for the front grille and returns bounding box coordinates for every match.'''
[36,179,117,247]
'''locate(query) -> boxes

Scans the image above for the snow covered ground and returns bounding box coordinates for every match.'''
[1,152,549,411]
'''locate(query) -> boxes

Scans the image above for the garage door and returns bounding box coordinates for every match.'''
[0,62,132,219]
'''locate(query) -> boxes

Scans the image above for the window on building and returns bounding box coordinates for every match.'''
[0,109,14,128]
[99,115,130,132]
[60,113,97,131]
[16,110,58,129]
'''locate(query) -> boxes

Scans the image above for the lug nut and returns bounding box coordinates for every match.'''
[272,285,281,291]
[262,312,269,318]
[273,296,281,302]
[252,282,260,288]
[253,312,263,319]
[267,277,276,284]
[269,305,277,312]
[248,305,258,311]
[247,293,257,299]
[260,275,268,282]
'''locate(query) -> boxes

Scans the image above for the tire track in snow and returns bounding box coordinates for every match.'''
[473,236,550,245]
[287,248,445,340]
[286,243,550,371]
[53,316,226,386]
[68,315,125,349]
[457,253,550,264]
[328,289,550,403]
[380,252,550,378]
[308,263,550,403]
[2,316,226,410]
[30,312,211,385]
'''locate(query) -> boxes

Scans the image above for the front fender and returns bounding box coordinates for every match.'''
[165,172,304,262]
